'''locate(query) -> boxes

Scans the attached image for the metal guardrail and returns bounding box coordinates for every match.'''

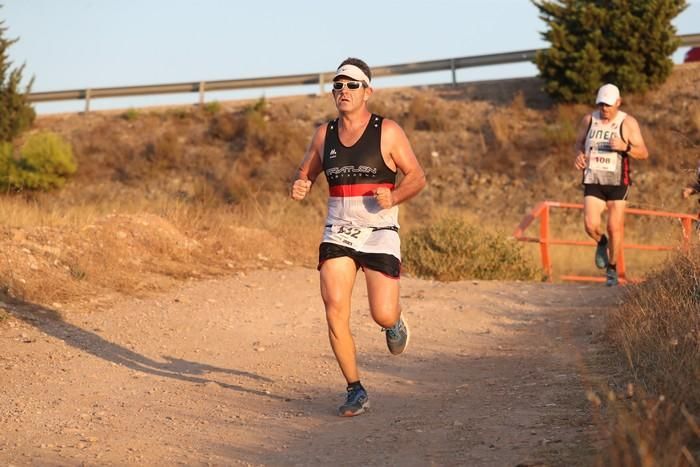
[27,33,700,112]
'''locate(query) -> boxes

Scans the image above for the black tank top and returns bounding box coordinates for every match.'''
[322,114,396,195]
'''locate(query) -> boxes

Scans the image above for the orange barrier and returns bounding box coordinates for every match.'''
[513,201,698,283]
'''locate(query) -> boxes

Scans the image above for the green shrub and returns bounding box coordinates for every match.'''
[203,101,221,114]
[402,217,540,281]
[122,108,139,121]
[0,132,77,191]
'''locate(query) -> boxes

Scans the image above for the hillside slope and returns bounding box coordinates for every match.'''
[1,63,699,307]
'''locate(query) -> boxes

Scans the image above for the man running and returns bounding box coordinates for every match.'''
[574,83,649,286]
[290,57,426,416]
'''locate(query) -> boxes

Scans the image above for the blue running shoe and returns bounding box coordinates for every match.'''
[338,386,369,417]
[606,266,619,287]
[384,315,410,355]
[595,235,609,269]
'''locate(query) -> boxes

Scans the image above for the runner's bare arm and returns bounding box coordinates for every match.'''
[290,125,326,201]
[619,116,649,160]
[377,119,426,208]
[573,114,591,170]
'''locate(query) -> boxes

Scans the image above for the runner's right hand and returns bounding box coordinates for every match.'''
[574,152,587,170]
[291,179,312,200]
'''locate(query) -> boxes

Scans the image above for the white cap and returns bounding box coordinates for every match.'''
[333,64,371,85]
[596,83,620,105]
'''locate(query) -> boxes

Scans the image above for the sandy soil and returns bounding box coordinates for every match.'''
[0,267,620,466]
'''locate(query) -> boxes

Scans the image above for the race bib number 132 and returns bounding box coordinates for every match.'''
[327,225,373,249]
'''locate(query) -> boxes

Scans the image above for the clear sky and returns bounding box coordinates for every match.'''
[3,0,699,113]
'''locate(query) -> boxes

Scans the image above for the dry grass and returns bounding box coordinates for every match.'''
[593,247,700,465]
[5,65,700,304]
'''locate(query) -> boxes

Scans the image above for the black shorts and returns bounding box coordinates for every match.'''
[583,184,630,202]
[318,242,401,278]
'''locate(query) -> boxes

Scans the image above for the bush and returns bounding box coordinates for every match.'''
[203,101,221,115]
[402,217,540,281]
[121,108,139,121]
[0,132,77,190]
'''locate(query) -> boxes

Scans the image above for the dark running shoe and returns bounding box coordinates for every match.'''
[606,266,619,287]
[338,386,369,417]
[595,235,609,269]
[384,315,410,356]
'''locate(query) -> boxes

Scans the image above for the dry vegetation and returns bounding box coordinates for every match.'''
[1,63,699,464]
[591,247,700,465]
[6,64,696,302]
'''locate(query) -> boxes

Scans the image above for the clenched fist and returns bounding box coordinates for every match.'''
[374,186,394,209]
[291,179,312,200]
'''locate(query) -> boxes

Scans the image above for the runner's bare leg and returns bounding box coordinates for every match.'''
[606,200,626,266]
[320,257,360,383]
[364,268,400,328]
[584,195,607,243]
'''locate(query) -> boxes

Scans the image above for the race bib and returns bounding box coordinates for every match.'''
[327,225,373,249]
[588,147,617,172]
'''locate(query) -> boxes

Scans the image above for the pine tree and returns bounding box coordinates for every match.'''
[0,6,35,142]
[533,0,687,103]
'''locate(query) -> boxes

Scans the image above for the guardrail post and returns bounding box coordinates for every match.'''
[199,81,206,106]
[450,59,456,86]
[319,73,325,95]
[84,89,91,114]
[539,204,553,281]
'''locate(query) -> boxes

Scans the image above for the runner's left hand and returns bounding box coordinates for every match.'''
[609,135,627,152]
[374,187,394,209]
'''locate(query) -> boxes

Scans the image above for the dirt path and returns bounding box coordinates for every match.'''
[0,267,620,466]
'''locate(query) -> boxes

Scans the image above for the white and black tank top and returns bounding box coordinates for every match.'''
[583,110,631,186]
[321,114,401,259]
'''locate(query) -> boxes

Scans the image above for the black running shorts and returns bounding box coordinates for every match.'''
[318,242,401,278]
[583,184,630,202]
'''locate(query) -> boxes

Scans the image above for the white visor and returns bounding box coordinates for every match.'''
[333,64,370,85]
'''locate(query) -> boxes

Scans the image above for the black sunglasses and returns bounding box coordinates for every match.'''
[332,81,365,91]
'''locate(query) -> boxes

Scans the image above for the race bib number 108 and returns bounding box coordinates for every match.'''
[588,148,617,172]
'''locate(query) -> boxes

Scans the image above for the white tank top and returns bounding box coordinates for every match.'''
[583,110,630,186]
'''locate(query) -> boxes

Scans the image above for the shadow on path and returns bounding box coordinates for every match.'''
[2,295,282,400]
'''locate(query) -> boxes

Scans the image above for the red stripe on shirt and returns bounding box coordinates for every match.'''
[329,183,395,197]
